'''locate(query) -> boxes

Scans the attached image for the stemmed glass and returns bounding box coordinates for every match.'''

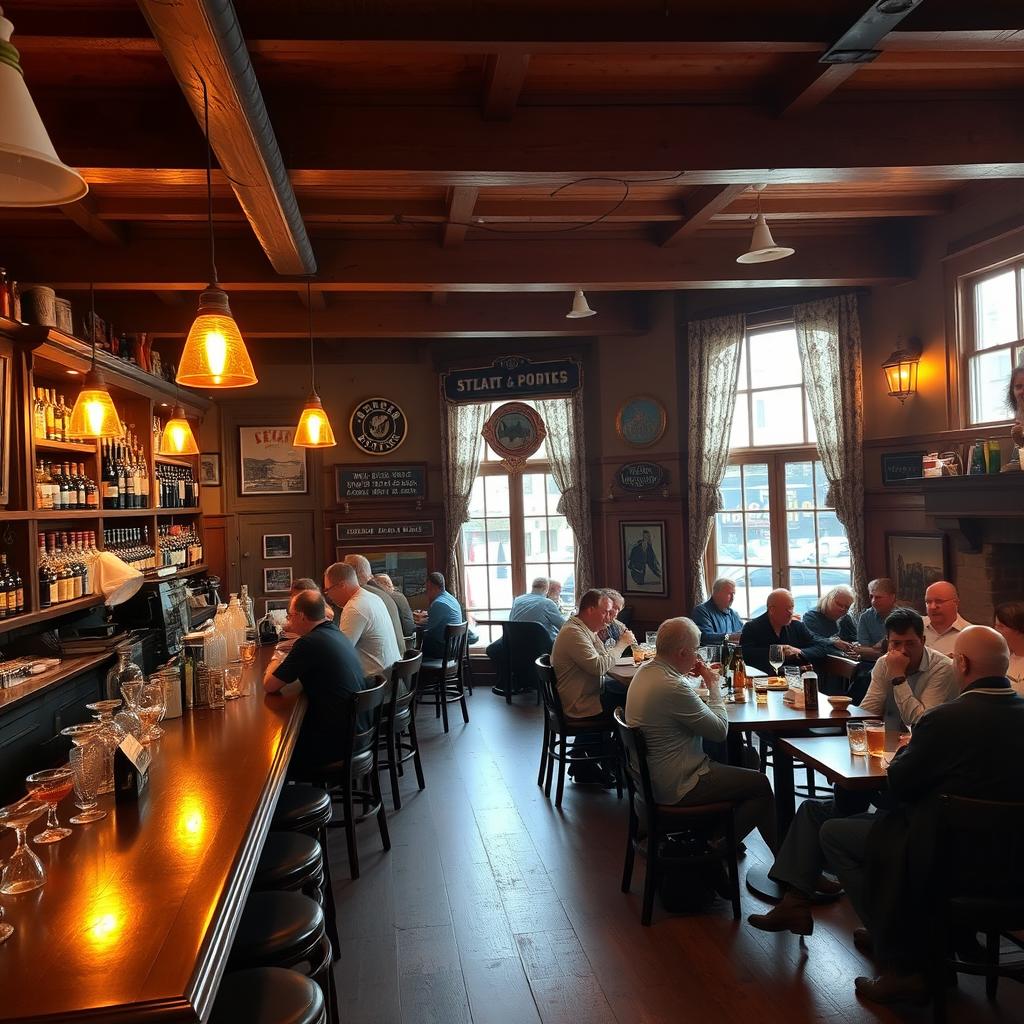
[239,628,259,695]
[24,766,75,844]
[136,681,166,745]
[0,797,49,899]
[69,743,107,824]
[768,644,784,678]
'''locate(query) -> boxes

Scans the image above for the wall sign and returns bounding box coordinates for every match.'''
[443,355,581,403]
[482,402,547,470]
[336,464,427,502]
[881,451,925,485]
[615,395,667,448]
[615,461,667,493]
[350,397,408,456]
[336,521,435,542]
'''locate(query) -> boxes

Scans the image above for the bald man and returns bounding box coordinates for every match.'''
[739,588,833,675]
[819,626,1024,1005]
[922,580,971,656]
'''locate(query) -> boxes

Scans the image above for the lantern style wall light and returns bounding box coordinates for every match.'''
[882,337,922,404]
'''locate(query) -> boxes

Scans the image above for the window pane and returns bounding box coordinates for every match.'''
[468,477,485,517]
[486,519,511,561]
[784,460,812,492]
[488,566,514,608]
[522,473,546,515]
[524,517,548,562]
[814,461,830,505]
[730,393,750,449]
[548,564,574,608]
[715,512,744,562]
[484,474,510,515]
[748,328,802,387]
[546,474,563,512]
[745,515,771,565]
[720,464,742,510]
[741,463,769,505]
[817,511,850,566]
[751,387,805,446]
[464,566,490,610]
[970,349,1013,423]
[462,519,486,563]
[737,339,748,389]
[547,516,573,562]
[975,270,1018,350]
[805,394,817,445]
[787,511,817,566]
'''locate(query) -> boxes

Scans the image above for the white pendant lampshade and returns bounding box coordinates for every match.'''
[0,6,88,207]
[566,288,597,319]
[736,213,795,264]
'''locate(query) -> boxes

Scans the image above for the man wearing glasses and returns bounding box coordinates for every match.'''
[922,581,971,656]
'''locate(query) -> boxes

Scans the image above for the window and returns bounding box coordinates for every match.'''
[710,322,849,617]
[460,402,575,644]
[963,262,1024,425]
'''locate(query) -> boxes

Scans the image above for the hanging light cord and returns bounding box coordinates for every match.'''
[199,73,218,287]
[88,282,98,371]
[307,280,316,394]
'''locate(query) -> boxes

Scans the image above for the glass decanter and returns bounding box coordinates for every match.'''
[85,699,124,795]
[106,645,144,701]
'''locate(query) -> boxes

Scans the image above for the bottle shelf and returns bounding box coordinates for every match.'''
[34,439,98,454]
[100,508,156,518]
[34,510,103,520]
[156,507,201,515]
[0,595,105,635]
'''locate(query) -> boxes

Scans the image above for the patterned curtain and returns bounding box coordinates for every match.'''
[440,400,488,601]
[537,393,595,597]
[686,314,745,612]
[794,294,868,604]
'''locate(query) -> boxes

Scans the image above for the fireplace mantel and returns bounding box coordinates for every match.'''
[923,474,1024,552]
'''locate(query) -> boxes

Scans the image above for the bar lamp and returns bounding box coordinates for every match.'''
[292,282,336,448]
[158,404,199,456]
[67,287,123,439]
[882,339,921,404]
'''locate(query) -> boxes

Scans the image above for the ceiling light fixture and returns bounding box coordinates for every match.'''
[293,281,336,448]
[736,185,795,264]
[566,288,597,319]
[158,389,200,456]
[67,285,124,439]
[176,76,256,389]
[0,6,88,207]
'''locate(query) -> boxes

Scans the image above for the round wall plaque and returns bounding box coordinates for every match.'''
[350,397,408,456]
[615,395,667,448]
[482,401,547,470]
[616,462,667,492]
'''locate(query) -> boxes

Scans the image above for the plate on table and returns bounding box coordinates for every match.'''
[763,677,789,690]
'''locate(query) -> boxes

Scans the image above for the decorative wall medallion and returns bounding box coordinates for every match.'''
[615,395,667,448]
[350,397,408,456]
[482,402,547,470]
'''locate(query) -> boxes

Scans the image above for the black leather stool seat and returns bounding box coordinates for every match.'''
[211,968,325,1024]
[272,785,332,833]
[254,833,323,892]
[229,893,325,968]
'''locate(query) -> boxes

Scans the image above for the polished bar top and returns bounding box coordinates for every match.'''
[0,646,305,1024]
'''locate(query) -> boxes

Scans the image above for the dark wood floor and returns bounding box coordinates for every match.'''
[327,691,1024,1024]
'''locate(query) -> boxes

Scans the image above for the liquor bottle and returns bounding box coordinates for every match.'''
[800,664,819,711]
[44,388,56,440]
[83,463,98,510]
[240,583,255,628]
[12,559,24,615]
[0,553,11,619]
[732,650,748,701]
[101,439,119,509]
[33,387,47,440]
[56,394,69,442]
[37,533,56,608]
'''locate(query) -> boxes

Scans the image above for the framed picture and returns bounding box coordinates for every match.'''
[0,346,10,505]
[262,533,292,559]
[481,401,547,468]
[239,425,308,496]
[200,451,221,487]
[620,521,667,597]
[263,566,294,594]
[886,533,947,612]
[337,547,430,599]
[615,395,667,448]
[264,598,290,626]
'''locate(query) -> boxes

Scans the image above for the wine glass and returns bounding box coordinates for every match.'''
[69,743,107,824]
[24,766,75,844]
[0,797,49,898]
[768,643,784,678]
[136,681,166,745]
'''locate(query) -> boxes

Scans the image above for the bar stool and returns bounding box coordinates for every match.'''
[417,621,470,732]
[210,967,325,1024]
[228,892,337,1024]
[254,832,325,897]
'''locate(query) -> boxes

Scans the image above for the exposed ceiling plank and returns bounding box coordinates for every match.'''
[661,184,751,246]
[153,290,185,306]
[441,187,480,248]
[58,195,126,245]
[297,286,327,312]
[135,0,316,275]
[482,53,531,119]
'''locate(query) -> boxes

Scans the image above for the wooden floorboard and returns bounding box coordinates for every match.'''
[326,692,1024,1024]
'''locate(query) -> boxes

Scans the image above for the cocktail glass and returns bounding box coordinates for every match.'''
[69,743,107,824]
[25,766,75,843]
[0,797,48,897]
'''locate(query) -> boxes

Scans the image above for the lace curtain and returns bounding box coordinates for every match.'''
[537,393,595,597]
[440,401,488,601]
[794,294,868,603]
[686,314,745,612]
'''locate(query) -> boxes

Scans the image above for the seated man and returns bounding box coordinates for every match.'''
[856,577,898,661]
[271,577,330,665]
[691,577,743,646]
[369,570,416,639]
[821,626,1024,1005]
[802,585,858,649]
[486,577,564,693]
[596,589,628,645]
[625,617,776,851]
[263,588,368,778]
[343,553,407,654]
[421,571,465,659]
[748,606,958,938]
[740,588,833,675]
[323,561,401,678]
[922,580,971,656]
[546,578,563,609]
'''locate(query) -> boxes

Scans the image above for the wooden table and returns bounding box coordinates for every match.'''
[777,734,892,793]
[606,660,766,686]
[0,646,306,1024]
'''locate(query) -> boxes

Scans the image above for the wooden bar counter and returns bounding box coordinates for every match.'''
[0,645,306,1024]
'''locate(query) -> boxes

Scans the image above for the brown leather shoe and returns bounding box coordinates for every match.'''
[854,972,929,1005]
[852,927,873,956]
[748,891,813,936]
[814,874,843,895]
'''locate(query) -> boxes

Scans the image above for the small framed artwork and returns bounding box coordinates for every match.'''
[621,521,667,597]
[616,395,667,448]
[262,534,292,559]
[886,532,947,612]
[263,566,294,594]
[239,425,308,496]
[482,402,547,469]
[265,598,290,626]
[200,452,221,487]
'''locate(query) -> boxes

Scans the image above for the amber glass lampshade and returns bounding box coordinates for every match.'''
[66,368,124,438]
[882,348,920,403]
[158,405,199,456]
[177,285,257,388]
[293,393,336,448]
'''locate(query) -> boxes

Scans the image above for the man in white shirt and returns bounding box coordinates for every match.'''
[922,580,971,656]
[323,561,400,678]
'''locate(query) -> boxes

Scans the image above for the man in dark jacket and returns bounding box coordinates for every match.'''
[820,625,1024,1005]
[740,588,833,674]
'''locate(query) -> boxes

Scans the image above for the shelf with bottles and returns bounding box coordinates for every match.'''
[33,458,101,515]
[98,431,153,512]
[154,523,204,572]
[35,530,101,616]
[154,460,199,510]
[0,523,30,623]
[34,438,98,455]
[102,525,157,572]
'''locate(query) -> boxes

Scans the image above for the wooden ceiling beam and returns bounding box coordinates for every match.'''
[441,187,480,248]
[482,53,531,119]
[297,286,327,312]
[661,184,751,247]
[58,195,126,245]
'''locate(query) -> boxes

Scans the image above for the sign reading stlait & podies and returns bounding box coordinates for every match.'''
[442,356,581,403]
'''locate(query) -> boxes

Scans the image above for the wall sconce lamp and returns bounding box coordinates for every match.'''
[882,337,922,404]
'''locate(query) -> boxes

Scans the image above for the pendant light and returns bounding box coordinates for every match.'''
[566,288,597,319]
[158,389,200,456]
[0,6,88,207]
[736,186,794,264]
[66,286,124,439]
[292,281,336,448]
[176,77,256,389]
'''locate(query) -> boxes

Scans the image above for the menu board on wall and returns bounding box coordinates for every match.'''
[335,464,427,502]
[442,356,581,403]
[336,521,434,542]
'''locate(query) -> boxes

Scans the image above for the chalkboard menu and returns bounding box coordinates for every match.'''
[336,464,427,502]
[336,521,434,542]
[615,461,667,493]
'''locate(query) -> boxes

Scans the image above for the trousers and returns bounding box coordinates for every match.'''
[675,762,777,852]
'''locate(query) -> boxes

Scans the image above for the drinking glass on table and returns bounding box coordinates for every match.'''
[864,719,886,757]
[224,664,243,699]
[0,797,49,898]
[69,742,107,824]
[768,644,784,678]
[25,766,75,843]
[136,681,166,745]
[847,722,867,755]
[646,631,658,648]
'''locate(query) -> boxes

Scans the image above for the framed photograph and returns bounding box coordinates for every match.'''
[0,346,10,505]
[199,451,221,487]
[264,598,290,626]
[337,547,430,599]
[886,533,947,612]
[621,521,667,597]
[262,533,292,559]
[239,425,308,496]
[263,566,294,594]
[615,395,667,448]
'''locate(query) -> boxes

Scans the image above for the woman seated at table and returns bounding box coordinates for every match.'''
[625,617,776,853]
[802,585,858,653]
